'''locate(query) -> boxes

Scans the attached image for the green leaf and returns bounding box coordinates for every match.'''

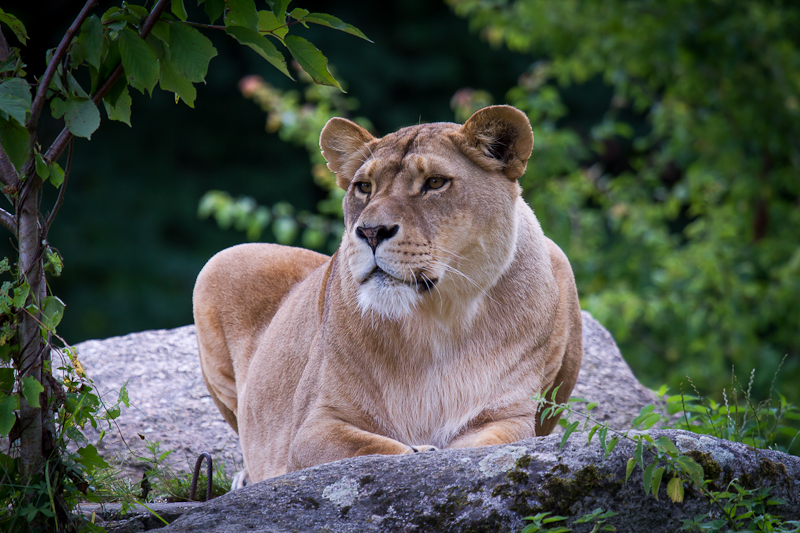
[667,476,684,503]
[0,394,18,436]
[171,0,188,21]
[587,424,599,444]
[0,78,32,108]
[50,97,66,120]
[676,456,705,483]
[118,28,160,94]
[41,296,65,331]
[258,10,287,39]
[642,462,655,496]
[226,26,291,79]
[638,412,661,430]
[103,83,132,126]
[0,94,29,126]
[655,436,680,457]
[604,436,619,458]
[159,58,197,107]
[586,402,598,412]
[78,16,104,70]
[169,23,218,83]
[204,0,225,24]
[634,438,644,470]
[560,420,579,450]
[549,384,562,402]
[21,376,43,408]
[34,152,49,181]
[150,20,171,44]
[13,284,29,309]
[270,0,292,20]
[0,117,29,170]
[225,0,258,31]
[625,457,636,482]
[77,444,110,471]
[119,384,129,408]
[289,8,309,21]
[45,247,63,275]
[0,8,29,44]
[271,0,289,21]
[285,35,342,91]
[304,13,371,42]
[65,97,101,139]
[0,368,13,392]
[651,466,665,500]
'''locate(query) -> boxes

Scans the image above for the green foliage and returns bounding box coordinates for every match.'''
[521,508,618,533]
[648,363,800,455]
[537,389,800,533]
[521,512,572,533]
[90,440,233,504]
[448,0,800,405]
[199,66,377,252]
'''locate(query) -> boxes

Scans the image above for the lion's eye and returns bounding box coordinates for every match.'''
[356,182,372,194]
[424,176,448,191]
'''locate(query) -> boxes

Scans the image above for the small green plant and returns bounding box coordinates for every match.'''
[521,508,618,533]
[136,441,233,503]
[681,483,800,533]
[91,439,234,505]
[533,374,800,533]
[521,512,571,533]
[658,361,800,456]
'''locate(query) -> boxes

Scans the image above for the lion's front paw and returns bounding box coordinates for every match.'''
[231,468,249,491]
[409,445,439,453]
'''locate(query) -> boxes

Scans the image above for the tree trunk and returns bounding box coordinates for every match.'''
[15,172,47,478]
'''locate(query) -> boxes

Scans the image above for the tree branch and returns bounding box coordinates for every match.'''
[0,141,19,190]
[0,26,9,63]
[0,207,16,234]
[27,0,98,133]
[44,0,171,165]
[44,139,73,236]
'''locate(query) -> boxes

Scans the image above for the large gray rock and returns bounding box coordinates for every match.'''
[75,311,656,477]
[76,326,242,477]
[74,314,800,532]
[159,429,800,533]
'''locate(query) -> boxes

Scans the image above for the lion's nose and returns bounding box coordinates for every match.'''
[355,224,399,253]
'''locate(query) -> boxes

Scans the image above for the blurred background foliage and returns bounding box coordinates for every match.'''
[2,0,798,405]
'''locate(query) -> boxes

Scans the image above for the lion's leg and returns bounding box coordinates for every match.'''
[446,415,537,448]
[535,326,582,435]
[285,411,423,474]
[535,239,583,436]
[193,243,328,433]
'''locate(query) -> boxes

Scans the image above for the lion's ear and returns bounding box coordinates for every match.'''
[320,117,376,189]
[461,105,534,180]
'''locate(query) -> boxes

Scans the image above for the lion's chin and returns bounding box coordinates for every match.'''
[357,270,424,321]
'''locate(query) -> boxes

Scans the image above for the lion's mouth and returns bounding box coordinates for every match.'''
[368,267,438,293]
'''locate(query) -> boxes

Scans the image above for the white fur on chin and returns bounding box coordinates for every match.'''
[357,276,422,321]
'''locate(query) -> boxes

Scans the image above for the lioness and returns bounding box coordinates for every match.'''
[193,105,582,487]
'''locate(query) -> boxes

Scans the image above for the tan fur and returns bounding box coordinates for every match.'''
[193,106,583,483]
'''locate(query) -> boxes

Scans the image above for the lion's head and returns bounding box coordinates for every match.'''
[320,106,534,321]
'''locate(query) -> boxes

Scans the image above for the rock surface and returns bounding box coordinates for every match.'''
[74,311,656,477]
[160,429,800,533]
[72,313,800,532]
